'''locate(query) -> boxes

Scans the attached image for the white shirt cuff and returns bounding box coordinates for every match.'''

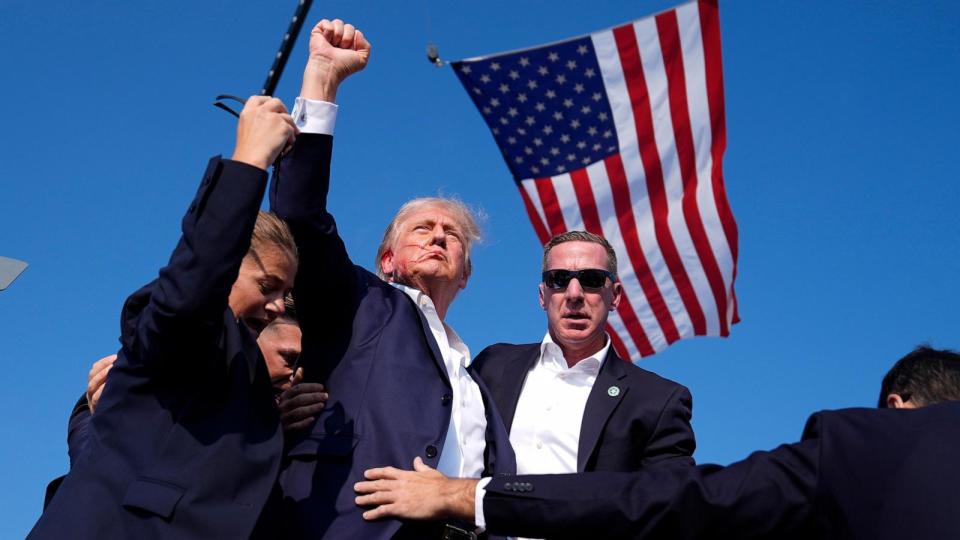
[292,97,338,135]
[474,477,492,531]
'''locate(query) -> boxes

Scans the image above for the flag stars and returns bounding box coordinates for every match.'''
[533,137,543,146]
[490,62,501,71]
[517,93,528,103]
[577,44,588,55]
[508,107,519,117]
[593,143,602,151]
[543,125,554,135]
[603,130,613,138]
[550,147,560,156]
[538,66,549,76]
[461,65,473,74]
[566,153,576,162]
[573,83,585,94]
[535,102,546,112]
[499,117,509,125]
[592,92,603,102]
[555,74,567,85]
[482,106,491,115]
[548,51,560,62]
[566,60,577,70]
[587,126,598,136]
[576,141,587,149]
[492,128,500,135]
[581,157,592,165]
[607,145,616,152]
[555,164,566,173]
[531,166,540,174]
[545,90,557,99]
[598,112,609,121]
[514,156,524,164]
[473,87,482,94]
[570,119,581,129]
[584,68,596,78]
[524,146,534,155]
[490,98,500,107]
[519,57,530,67]
[499,83,510,94]
[527,80,539,90]
[525,116,536,126]
[517,127,527,135]
[507,136,517,144]
[509,70,520,80]
[540,157,550,165]
[581,105,592,115]
[553,111,564,121]
[480,74,491,84]
[563,98,574,108]
[560,134,571,143]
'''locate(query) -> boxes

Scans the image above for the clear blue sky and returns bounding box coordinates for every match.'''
[1,0,957,535]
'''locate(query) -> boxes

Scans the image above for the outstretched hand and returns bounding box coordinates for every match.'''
[301,18,372,102]
[354,457,479,522]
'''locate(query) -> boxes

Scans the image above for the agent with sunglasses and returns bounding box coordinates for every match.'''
[470,231,696,488]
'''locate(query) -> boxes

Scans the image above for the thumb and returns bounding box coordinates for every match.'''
[413,456,432,472]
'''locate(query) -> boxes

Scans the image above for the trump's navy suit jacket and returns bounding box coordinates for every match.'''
[472,343,695,472]
[30,158,283,539]
[482,401,960,540]
[270,134,516,539]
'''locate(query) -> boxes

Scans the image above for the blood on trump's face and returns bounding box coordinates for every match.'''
[379,205,469,291]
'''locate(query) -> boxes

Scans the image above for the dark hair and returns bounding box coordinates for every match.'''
[878,346,960,408]
[542,231,618,276]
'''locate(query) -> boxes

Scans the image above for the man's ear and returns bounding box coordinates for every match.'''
[380,250,396,280]
[538,283,547,310]
[886,394,914,409]
[610,281,624,311]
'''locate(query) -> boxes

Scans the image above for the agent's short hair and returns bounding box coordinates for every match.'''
[375,197,482,280]
[878,346,960,407]
[251,211,298,265]
[542,230,618,276]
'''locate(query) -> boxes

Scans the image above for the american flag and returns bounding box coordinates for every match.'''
[453,0,738,360]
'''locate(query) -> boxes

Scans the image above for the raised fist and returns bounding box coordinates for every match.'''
[301,19,372,102]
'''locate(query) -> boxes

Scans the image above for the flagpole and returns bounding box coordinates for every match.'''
[261,0,315,96]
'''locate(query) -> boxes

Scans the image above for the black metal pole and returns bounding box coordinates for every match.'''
[261,0,314,96]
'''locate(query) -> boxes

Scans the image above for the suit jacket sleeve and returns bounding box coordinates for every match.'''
[269,134,357,380]
[124,158,268,372]
[483,430,821,539]
[641,385,696,466]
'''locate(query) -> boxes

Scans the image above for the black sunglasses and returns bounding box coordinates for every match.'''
[542,269,615,290]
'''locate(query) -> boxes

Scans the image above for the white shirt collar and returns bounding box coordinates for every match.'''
[538,331,610,375]
[390,282,471,367]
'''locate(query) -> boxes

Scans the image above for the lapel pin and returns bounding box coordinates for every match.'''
[607,386,620,397]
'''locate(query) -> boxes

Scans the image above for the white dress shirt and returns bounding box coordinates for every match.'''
[510,332,609,475]
[390,283,488,479]
[475,333,612,531]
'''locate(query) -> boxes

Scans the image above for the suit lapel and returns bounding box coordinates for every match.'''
[577,349,629,472]
[499,345,540,433]
[409,296,451,386]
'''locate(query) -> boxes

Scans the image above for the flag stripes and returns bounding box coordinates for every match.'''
[456,0,737,360]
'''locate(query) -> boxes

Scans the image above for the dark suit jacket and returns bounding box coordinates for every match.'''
[270,134,516,539]
[482,401,960,540]
[30,158,283,539]
[472,343,695,472]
